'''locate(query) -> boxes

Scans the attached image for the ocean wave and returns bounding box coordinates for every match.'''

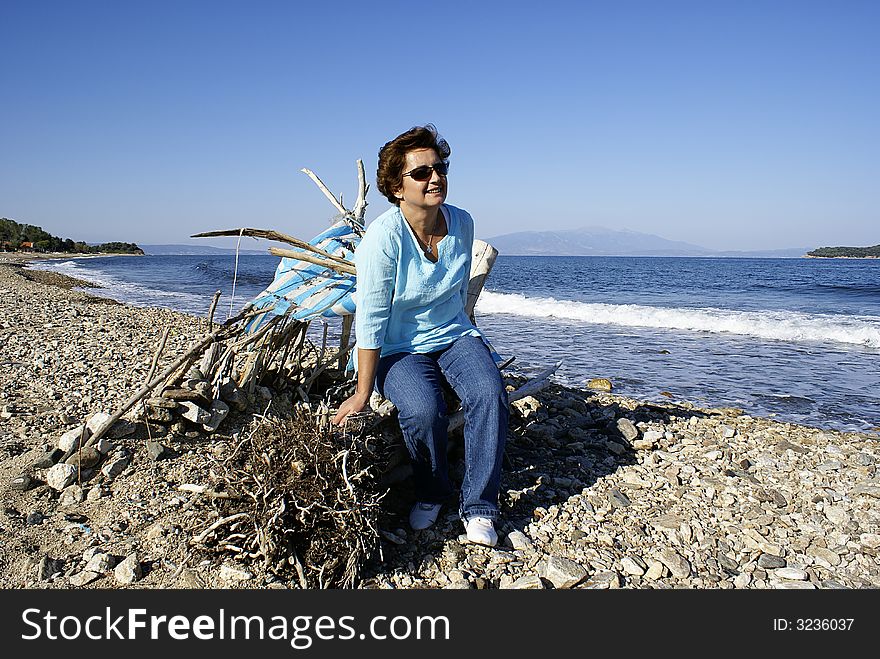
[475,291,880,348]
[30,260,209,313]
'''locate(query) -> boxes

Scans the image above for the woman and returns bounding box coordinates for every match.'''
[333,125,508,547]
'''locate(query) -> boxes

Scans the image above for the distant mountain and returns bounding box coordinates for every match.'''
[140,244,267,256]
[484,227,810,257]
[485,227,712,256]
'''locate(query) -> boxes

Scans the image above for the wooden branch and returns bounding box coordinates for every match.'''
[466,240,498,320]
[207,290,221,329]
[267,247,356,275]
[300,168,347,215]
[192,512,250,544]
[338,315,353,371]
[191,228,351,265]
[146,327,171,384]
[353,160,368,226]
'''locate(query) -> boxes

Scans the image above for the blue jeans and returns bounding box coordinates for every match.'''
[375,335,508,522]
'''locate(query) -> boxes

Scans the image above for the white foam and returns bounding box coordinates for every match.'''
[476,291,880,348]
[29,259,207,313]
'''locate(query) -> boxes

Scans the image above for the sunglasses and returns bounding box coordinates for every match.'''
[403,161,449,181]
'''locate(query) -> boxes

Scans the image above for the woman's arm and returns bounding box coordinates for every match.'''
[332,347,380,425]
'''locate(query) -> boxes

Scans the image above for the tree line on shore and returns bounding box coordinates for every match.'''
[807,245,880,258]
[0,217,143,255]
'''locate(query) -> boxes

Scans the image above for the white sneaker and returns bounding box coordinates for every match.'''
[464,516,498,547]
[409,502,442,530]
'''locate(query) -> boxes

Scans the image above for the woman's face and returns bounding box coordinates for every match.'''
[395,148,447,210]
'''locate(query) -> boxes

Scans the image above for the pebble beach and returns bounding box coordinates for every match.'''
[1,252,879,590]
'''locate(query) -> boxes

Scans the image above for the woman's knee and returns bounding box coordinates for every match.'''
[397,396,447,427]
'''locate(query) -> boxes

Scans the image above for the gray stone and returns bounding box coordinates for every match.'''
[9,474,35,491]
[757,553,786,569]
[620,556,646,576]
[69,571,102,587]
[85,552,114,573]
[582,571,620,589]
[146,440,170,461]
[107,419,137,439]
[46,463,78,491]
[507,574,544,589]
[608,489,631,508]
[658,548,691,578]
[506,530,534,551]
[95,437,115,454]
[66,447,102,469]
[850,482,880,498]
[616,418,639,442]
[86,411,113,435]
[114,554,143,584]
[774,567,808,581]
[101,456,131,480]
[58,426,88,452]
[38,555,64,581]
[59,484,85,507]
[544,555,587,589]
[219,563,253,583]
[823,506,850,526]
[32,449,63,469]
[203,400,230,433]
[179,401,211,424]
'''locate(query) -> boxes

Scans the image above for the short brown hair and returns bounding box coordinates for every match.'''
[376,124,451,205]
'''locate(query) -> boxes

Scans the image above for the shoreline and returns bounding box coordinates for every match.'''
[1,255,878,590]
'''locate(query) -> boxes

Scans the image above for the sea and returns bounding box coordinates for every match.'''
[29,254,880,434]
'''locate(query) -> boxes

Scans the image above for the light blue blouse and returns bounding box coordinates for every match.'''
[353,203,482,358]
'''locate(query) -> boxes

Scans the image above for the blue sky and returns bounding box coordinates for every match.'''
[1,0,877,251]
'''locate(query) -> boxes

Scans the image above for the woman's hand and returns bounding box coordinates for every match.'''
[332,391,371,426]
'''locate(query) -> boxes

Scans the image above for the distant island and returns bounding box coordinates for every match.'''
[0,217,143,255]
[806,245,880,258]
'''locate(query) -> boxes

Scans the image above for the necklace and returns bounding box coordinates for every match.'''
[418,212,440,258]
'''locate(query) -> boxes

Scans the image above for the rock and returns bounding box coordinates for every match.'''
[616,418,639,442]
[114,553,143,584]
[219,563,253,583]
[220,378,248,412]
[66,447,102,469]
[757,553,786,569]
[101,455,131,480]
[511,396,543,420]
[543,556,587,589]
[823,506,850,526]
[620,556,646,576]
[9,474,36,491]
[86,411,113,435]
[774,567,808,581]
[26,511,45,525]
[162,388,211,405]
[69,571,102,587]
[582,571,620,589]
[32,448,63,469]
[587,378,613,392]
[146,440,170,461]
[859,533,880,549]
[506,530,534,551]
[179,401,211,424]
[37,556,64,581]
[850,482,880,498]
[507,575,544,589]
[59,484,85,507]
[107,419,137,439]
[58,426,88,452]
[85,552,114,573]
[94,438,115,454]
[658,548,691,578]
[644,561,665,580]
[608,489,631,508]
[203,400,230,433]
[46,463,78,491]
